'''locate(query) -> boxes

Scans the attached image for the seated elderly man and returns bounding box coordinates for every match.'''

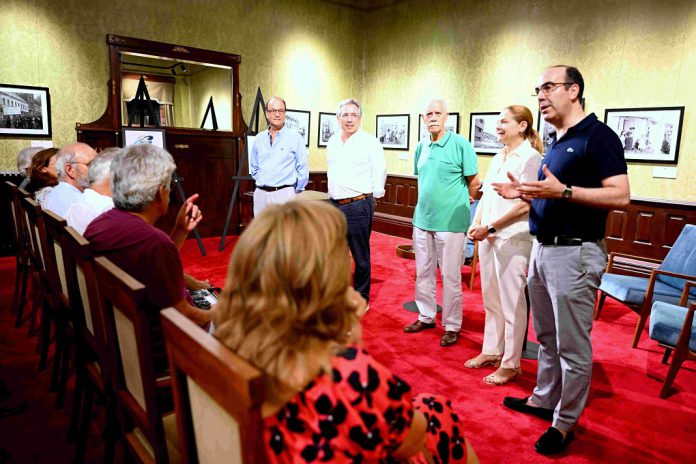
[84,144,213,370]
[43,142,98,217]
[16,146,42,189]
[64,148,120,234]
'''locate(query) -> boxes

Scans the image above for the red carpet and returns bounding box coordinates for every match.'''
[180,232,696,463]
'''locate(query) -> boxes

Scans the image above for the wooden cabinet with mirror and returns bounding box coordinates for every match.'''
[76,34,253,238]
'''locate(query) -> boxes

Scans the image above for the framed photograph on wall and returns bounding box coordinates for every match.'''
[285,109,311,147]
[418,112,460,140]
[604,107,685,164]
[536,110,555,154]
[0,84,51,137]
[376,114,410,150]
[317,112,339,147]
[122,127,166,148]
[469,112,503,155]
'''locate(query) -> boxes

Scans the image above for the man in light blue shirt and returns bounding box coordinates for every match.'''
[43,142,97,217]
[250,96,308,216]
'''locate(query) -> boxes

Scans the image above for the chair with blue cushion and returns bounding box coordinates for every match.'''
[593,224,696,348]
[648,281,696,398]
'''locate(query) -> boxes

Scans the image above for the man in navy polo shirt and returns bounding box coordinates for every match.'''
[494,65,630,455]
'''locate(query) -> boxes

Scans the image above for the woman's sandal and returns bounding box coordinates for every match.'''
[483,368,522,386]
[464,354,502,369]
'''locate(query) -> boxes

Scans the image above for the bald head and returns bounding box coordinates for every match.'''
[55,142,97,189]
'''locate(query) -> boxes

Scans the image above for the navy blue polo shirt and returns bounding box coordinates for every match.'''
[529,113,627,240]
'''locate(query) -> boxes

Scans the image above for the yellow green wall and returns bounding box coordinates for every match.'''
[362,0,696,201]
[1,0,694,201]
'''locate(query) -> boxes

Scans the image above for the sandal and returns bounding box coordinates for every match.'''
[464,354,502,369]
[483,368,522,386]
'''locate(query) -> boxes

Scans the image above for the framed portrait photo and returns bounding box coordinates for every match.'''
[285,109,311,147]
[469,112,503,155]
[317,112,339,147]
[0,84,52,137]
[604,107,685,164]
[418,112,460,140]
[122,127,166,148]
[376,114,410,150]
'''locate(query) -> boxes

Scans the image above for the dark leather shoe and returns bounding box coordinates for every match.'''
[535,427,574,455]
[403,320,436,333]
[503,396,554,421]
[440,331,459,346]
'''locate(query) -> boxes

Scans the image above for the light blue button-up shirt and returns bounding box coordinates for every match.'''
[249,125,308,192]
[42,181,83,218]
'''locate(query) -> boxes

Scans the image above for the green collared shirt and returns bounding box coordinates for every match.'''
[413,130,478,232]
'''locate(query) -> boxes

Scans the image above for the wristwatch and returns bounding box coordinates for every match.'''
[487,225,496,234]
[562,185,573,200]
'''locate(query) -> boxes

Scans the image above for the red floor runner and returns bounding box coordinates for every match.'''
[181,233,696,463]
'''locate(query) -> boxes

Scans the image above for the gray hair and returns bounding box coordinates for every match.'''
[88,148,120,185]
[336,98,363,118]
[17,147,42,174]
[423,98,448,115]
[55,145,79,180]
[111,144,176,212]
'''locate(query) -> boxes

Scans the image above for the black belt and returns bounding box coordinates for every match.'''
[536,235,599,246]
[257,184,294,192]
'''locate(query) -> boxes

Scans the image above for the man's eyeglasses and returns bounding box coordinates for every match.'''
[533,82,572,96]
[266,109,286,115]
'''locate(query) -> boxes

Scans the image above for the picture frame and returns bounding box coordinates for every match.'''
[0,84,51,137]
[604,107,685,164]
[418,112,460,140]
[317,111,339,147]
[469,112,503,155]
[122,127,166,148]
[285,109,311,147]
[376,114,410,150]
[536,110,555,154]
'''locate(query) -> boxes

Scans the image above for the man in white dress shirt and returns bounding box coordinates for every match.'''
[43,142,97,217]
[64,147,120,234]
[326,98,387,303]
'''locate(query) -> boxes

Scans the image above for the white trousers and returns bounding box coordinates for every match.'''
[253,187,296,217]
[479,236,532,369]
[413,227,466,332]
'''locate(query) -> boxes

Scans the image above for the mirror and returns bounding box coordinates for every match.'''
[120,52,233,130]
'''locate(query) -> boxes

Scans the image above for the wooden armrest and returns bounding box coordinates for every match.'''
[607,252,663,273]
[651,269,696,281]
[679,281,696,306]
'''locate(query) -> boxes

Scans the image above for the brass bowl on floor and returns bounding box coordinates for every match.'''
[396,244,415,260]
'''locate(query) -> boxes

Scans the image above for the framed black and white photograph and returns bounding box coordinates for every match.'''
[536,110,555,154]
[604,107,685,164]
[285,109,311,147]
[122,127,166,148]
[418,112,460,140]
[0,84,51,137]
[376,114,410,150]
[469,112,503,155]
[317,111,339,147]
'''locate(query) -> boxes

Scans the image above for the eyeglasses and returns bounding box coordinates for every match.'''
[533,82,572,96]
[266,109,286,115]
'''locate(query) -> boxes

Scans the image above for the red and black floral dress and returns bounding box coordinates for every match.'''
[264,346,468,463]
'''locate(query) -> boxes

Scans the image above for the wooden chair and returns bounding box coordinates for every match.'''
[20,196,56,366]
[649,281,696,398]
[59,225,118,463]
[161,308,267,463]
[95,256,178,464]
[4,181,31,325]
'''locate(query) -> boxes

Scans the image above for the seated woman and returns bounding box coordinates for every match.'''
[214,201,478,463]
[25,147,59,204]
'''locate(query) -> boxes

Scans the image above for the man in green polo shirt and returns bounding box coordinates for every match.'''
[404,98,480,347]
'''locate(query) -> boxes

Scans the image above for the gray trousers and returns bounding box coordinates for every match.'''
[528,239,607,432]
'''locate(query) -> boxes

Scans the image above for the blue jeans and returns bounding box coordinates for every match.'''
[334,197,375,302]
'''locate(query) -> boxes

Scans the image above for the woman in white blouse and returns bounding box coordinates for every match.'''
[465,105,542,385]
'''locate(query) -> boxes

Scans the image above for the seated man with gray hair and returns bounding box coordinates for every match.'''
[85,144,212,371]
[16,146,42,189]
[64,147,120,235]
[43,142,97,217]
